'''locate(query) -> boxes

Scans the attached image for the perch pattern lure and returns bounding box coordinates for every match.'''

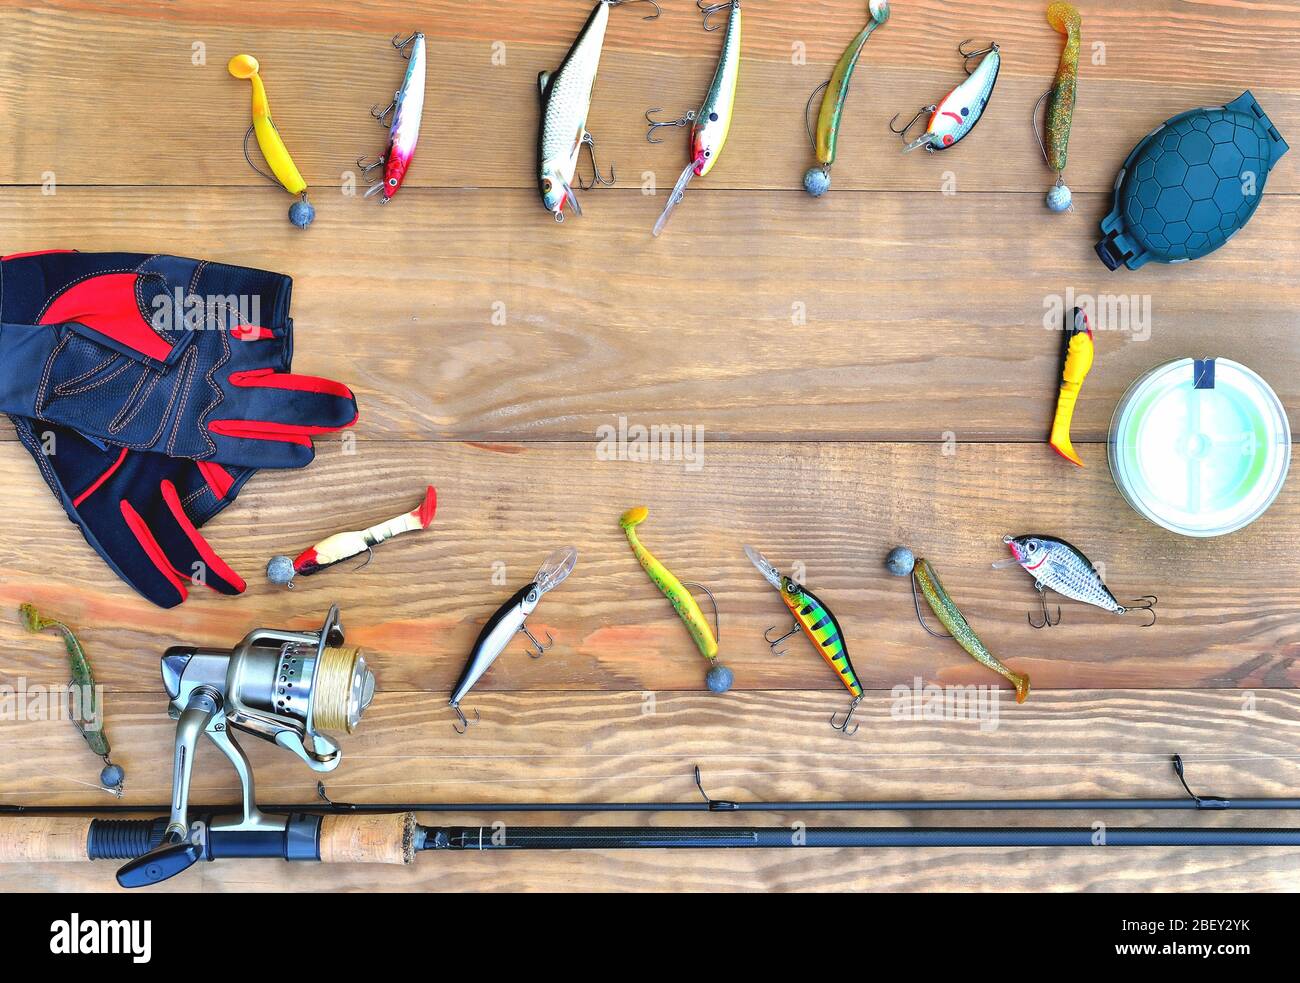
[620,507,731,691]
[891,41,1001,153]
[538,0,660,222]
[1037,3,1080,211]
[803,0,890,197]
[745,545,863,734]
[359,32,427,203]
[227,53,314,227]
[995,535,1157,627]
[449,547,579,732]
[267,486,437,587]
[911,559,1031,703]
[651,0,742,236]
[19,604,123,795]
[1048,307,1093,466]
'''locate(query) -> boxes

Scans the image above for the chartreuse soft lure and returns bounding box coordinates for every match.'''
[228,53,314,228]
[1049,307,1093,467]
[745,545,863,735]
[890,553,1030,703]
[1037,3,1080,211]
[651,0,742,236]
[803,0,890,197]
[19,604,124,795]
[891,41,1001,153]
[620,507,730,692]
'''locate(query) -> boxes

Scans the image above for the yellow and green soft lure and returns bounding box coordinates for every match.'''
[620,507,730,692]
[803,0,891,197]
[1038,2,1080,211]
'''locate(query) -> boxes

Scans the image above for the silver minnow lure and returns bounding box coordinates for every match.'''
[993,534,1157,627]
[538,0,659,221]
[449,547,579,731]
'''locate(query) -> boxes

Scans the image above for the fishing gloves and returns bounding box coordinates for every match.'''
[1,250,358,608]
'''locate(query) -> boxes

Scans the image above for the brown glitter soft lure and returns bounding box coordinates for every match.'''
[1039,3,1080,211]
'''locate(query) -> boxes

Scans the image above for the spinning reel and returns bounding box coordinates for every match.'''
[117,604,375,886]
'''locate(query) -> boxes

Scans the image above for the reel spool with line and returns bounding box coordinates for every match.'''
[115,604,375,887]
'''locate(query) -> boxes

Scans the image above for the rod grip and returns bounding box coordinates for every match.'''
[0,817,93,862]
[318,813,416,865]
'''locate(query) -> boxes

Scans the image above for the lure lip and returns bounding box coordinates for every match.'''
[743,544,783,591]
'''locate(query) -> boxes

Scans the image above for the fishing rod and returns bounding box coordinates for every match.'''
[7,758,1299,817]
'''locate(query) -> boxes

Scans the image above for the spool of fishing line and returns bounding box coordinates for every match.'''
[1108,358,1290,537]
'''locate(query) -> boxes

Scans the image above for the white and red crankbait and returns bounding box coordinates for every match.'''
[359,32,426,203]
[890,41,1000,153]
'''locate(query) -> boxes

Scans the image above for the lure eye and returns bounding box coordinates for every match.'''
[542,179,553,193]
[388,178,398,187]
[1027,542,1038,553]
[703,149,712,158]
[708,112,719,122]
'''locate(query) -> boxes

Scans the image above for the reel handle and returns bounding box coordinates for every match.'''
[115,832,204,888]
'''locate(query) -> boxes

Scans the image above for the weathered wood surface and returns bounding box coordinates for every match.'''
[0,0,1296,893]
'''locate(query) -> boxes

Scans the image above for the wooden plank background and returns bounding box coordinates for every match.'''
[0,0,1297,892]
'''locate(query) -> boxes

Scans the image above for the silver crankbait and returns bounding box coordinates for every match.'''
[890,40,1001,153]
[449,547,579,732]
[538,0,661,221]
[993,535,1157,628]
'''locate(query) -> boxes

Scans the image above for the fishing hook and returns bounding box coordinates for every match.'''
[451,702,480,735]
[804,80,830,155]
[830,695,862,736]
[520,624,553,659]
[889,106,935,146]
[909,572,952,638]
[392,32,420,58]
[697,0,736,32]
[371,97,397,126]
[357,154,386,178]
[763,621,800,657]
[1124,595,1159,628]
[1028,584,1062,629]
[957,39,998,75]
[242,124,283,188]
[575,133,615,191]
[609,0,662,21]
[645,107,697,144]
[682,581,721,643]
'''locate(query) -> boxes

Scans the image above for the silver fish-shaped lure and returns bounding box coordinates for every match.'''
[993,534,1156,627]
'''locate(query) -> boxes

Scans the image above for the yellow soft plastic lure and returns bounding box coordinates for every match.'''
[1049,307,1093,467]
[621,507,731,691]
[229,54,313,226]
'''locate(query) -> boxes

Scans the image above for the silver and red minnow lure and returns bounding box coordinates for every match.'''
[267,486,437,587]
[993,534,1157,628]
[359,32,426,203]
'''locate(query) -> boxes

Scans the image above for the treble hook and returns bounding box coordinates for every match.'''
[645,107,697,144]
[371,96,396,126]
[763,621,800,657]
[1124,595,1159,628]
[910,572,952,638]
[889,106,935,145]
[357,154,386,177]
[520,623,553,659]
[609,0,662,20]
[1028,584,1062,629]
[697,0,736,32]
[451,702,480,735]
[957,39,998,74]
[392,32,420,58]
[575,133,616,191]
[829,695,862,736]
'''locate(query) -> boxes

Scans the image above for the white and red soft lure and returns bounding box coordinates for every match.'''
[361,32,426,202]
[267,486,437,587]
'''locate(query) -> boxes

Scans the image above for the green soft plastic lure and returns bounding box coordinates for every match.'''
[803,0,890,197]
[911,560,1030,703]
[620,507,730,692]
[1038,2,1080,211]
[20,604,124,795]
[745,545,863,734]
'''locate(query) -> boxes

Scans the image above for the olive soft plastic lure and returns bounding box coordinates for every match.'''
[1049,307,1092,467]
[620,507,730,692]
[891,41,1001,153]
[1036,3,1080,211]
[802,0,890,197]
